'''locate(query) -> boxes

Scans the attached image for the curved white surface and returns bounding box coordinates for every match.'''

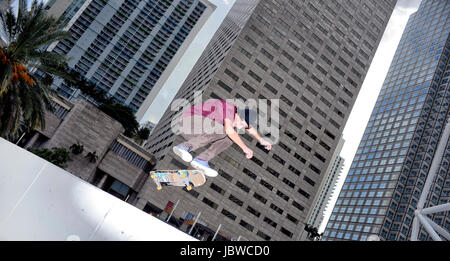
[0,138,196,241]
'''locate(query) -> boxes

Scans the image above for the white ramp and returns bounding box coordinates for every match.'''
[0,138,196,241]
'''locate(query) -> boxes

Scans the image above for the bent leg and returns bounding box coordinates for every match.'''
[177,116,227,152]
[197,136,233,162]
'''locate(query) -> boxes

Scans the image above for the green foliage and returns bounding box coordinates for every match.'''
[69,141,84,155]
[98,102,139,137]
[64,68,109,104]
[304,224,323,241]
[29,147,72,169]
[64,69,142,141]
[133,127,150,145]
[85,151,98,163]
[0,0,71,139]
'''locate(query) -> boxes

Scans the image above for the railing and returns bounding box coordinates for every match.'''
[411,120,450,241]
[49,96,73,120]
[110,135,156,173]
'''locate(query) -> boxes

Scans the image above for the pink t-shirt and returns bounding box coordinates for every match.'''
[182,99,236,125]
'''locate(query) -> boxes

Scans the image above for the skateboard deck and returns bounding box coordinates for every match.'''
[150,169,206,191]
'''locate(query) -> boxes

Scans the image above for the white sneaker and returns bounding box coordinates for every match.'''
[191,158,218,177]
[173,146,193,162]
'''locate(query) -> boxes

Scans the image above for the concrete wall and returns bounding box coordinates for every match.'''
[43,99,124,181]
[98,151,147,191]
[38,111,62,138]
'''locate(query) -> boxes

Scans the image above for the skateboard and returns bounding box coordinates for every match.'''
[150,169,206,191]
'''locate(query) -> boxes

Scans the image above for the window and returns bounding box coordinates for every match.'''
[224,69,238,81]
[280,227,293,238]
[254,192,268,204]
[260,48,274,60]
[202,197,218,209]
[243,168,257,180]
[218,169,233,182]
[298,188,310,199]
[244,35,258,48]
[257,231,271,241]
[270,203,284,215]
[210,183,226,195]
[272,154,286,165]
[293,201,304,211]
[264,217,277,228]
[229,194,243,206]
[288,165,301,176]
[248,70,262,82]
[283,178,295,189]
[260,179,274,191]
[286,214,299,225]
[276,61,289,73]
[247,206,261,217]
[217,80,232,92]
[255,59,268,71]
[221,209,237,221]
[231,57,245,70]
[276,190,290,201]
[240,219,254,232]
[303,175,316,186]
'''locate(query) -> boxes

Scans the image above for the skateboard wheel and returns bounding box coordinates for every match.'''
[157,186,162,191]
[186,185,192,191]
[151,174,156,179]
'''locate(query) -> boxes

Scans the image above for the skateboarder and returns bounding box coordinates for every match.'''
[173,99,272,177]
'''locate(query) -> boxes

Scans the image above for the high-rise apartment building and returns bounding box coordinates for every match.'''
[323,0,449,241]
[46,0,215,113]
[137,0,396,241]
[300,137,345,240]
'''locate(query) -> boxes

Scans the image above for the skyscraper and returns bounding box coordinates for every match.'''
[323,0,449,241]
[300,137,345,240]
[46,0,215,113]
[137,0,396,241]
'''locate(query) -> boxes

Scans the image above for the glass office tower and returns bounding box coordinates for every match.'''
[323,0,449,241]
[47,0,213,113]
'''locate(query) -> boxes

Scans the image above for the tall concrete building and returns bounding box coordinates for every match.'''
[138,0,396,240]
[323,0,450,241]
[300,137,345,240]
[46,0,215,113]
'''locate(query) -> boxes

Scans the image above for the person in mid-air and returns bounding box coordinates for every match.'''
[173,99,272,177]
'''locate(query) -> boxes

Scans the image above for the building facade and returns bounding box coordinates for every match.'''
[136,0,397,241]
[300,137,345,241]
[46,0,214,113]
[21,96,156,205]
[323,0,450,241]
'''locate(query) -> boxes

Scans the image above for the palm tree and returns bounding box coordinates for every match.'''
[133,127,150,145]
[69,141,84,155]
[0,0,71,139]
[85,151,98,164]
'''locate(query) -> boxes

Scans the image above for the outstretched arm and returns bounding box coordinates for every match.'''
[224,119,253,159]
[247,127,272,150]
